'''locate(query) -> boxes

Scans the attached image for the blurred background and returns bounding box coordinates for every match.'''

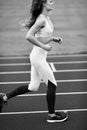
[0,0,87,56]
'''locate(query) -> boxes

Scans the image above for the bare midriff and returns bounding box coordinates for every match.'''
[36,36,52,45]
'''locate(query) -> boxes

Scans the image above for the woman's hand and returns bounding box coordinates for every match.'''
[42,44,52,51]
[52,36,63,44]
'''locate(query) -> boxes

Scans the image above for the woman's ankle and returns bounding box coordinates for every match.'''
[48,113,56,117]
[3,95,8,101]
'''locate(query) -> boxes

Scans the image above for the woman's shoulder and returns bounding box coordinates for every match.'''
[37,14,46,21]
[36,14,46,25]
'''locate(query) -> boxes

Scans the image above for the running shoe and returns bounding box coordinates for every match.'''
[47,111,68,123]
[0,93,7,112]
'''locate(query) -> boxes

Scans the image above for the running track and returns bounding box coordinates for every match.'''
[0,54,87,130]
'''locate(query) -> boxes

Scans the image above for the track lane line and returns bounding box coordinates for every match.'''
[18,91,87,97]
[0,54,87,59]
[0,61,87,66]
[0,79,87,84]
[53,61,87,64]
[0,109,87,115]
[0,69,87,74]
[0,63,30,66]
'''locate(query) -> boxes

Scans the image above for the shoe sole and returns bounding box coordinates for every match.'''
[47,114,68,123]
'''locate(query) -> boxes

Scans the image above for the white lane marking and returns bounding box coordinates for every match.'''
[18,92,87,97]
[0,81,30,85]
[0,61,87,66]
[48,54,87,58]
[0,71,31,74]
[49,62,56,72]
[0,109,87,115]
[53,61,87,64]
[0,63,30,66]
[55,69,87,72]
[0,54,87,59]
[0,56,29,59]
[0,69,87,74]
[0,79,87,84]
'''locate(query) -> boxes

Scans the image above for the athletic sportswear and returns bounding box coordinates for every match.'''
[28,14,57,91]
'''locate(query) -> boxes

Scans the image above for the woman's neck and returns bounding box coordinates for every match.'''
[42,8,50,17]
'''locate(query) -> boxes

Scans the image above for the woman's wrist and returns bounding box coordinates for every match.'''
[51,36,54,41]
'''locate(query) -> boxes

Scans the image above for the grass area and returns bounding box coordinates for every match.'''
[0,0,87,56]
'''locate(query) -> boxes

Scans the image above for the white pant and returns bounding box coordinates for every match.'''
[28,46,57,91]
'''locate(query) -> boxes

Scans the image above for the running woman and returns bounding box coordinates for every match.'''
[0,0,68,123]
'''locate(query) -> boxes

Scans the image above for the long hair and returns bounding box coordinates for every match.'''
[25,0,46,29]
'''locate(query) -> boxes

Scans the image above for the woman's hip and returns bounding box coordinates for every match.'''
[30,46,47,63]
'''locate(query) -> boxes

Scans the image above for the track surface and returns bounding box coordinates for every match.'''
[0,0,87,129]
[0,54,87,130]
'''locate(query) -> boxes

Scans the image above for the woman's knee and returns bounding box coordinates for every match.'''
[28,84,39,92]
[47,79,57,87]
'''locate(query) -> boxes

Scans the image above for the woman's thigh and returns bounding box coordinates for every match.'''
[37,60,57,86]
[28,65,41,91]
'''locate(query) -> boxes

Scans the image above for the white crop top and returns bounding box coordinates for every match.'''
[35,14,54,38]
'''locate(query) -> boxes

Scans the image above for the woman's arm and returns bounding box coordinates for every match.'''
[36,36,53,44]
[36,36,62,44]
[26,15,52,51]
[26,18,45,47]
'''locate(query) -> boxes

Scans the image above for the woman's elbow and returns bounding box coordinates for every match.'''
[26,32,34,42]
[26,34,33,42]
[26,33,30,40]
